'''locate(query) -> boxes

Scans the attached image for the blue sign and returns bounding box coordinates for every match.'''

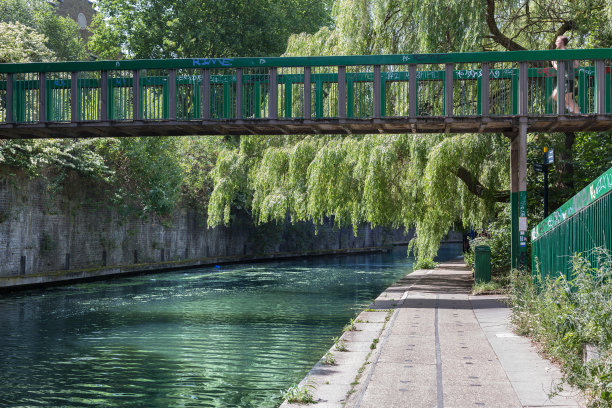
[546,149,554,164]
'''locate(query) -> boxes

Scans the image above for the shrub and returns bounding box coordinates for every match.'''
[509,251,612,407]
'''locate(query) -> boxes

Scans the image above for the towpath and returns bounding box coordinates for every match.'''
[281,259,584,408]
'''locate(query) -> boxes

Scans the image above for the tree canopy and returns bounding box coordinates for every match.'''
[0,0,88,61]
[89,0,333,59]
[207,0,612,264]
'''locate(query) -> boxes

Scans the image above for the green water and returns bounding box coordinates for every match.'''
[0,248,418,407]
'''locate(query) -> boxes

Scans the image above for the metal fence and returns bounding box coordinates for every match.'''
[531,166,612,280]
[0,49,611,127]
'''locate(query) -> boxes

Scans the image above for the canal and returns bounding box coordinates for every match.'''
[0,247,441,407]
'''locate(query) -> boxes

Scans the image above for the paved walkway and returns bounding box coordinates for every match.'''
[282,259,584,408]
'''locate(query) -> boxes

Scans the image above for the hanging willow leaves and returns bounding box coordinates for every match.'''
[208,0,611,263]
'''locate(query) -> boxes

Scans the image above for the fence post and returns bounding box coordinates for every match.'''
[519,62,528,115]
[269,67,278,119]
[596,60,605,114]
[373,65,381,118]
[100,71,108,121]
[338,66,346,119]
[39,72,46,123]
[235,68,242,119]
[168,69,176,120]
[202,69,210,120]
[409,65,417,118]
[445,64,453,117]
[71,71,78,122]
[557,60,565,115]
[304,67,311,119]
[481,63,489,116]
[133,70,140,120]
[6,73,12,124]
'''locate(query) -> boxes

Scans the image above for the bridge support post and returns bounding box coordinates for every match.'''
[510,121,528,269]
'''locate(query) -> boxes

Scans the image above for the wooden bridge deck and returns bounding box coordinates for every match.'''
[1,115,611,139]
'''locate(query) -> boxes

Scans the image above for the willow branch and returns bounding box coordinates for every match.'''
[456,166,509,203]
[485,0,526,51]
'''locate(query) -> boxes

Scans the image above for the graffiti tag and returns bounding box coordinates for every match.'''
[192,58,234,67]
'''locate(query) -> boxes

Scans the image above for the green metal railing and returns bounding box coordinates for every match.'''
[532,166,612,279]
[0,49,611,125]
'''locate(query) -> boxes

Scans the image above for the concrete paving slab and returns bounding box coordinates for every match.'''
[443,383,521,407]
[355,311,388,323]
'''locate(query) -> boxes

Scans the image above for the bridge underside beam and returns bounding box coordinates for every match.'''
[1,116,611,139]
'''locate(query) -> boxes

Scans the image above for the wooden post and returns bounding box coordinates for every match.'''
[519,62,528,115]
[445,64,453,117]
[71,71,78,122]
[235,68,242,119]
[202,69,210,120]
[133,70,140,120]
[269,67,278,119]
[596,60,605,114]
[409,65,417,118]
[373,65,381,118]
[557,60,565,115]
[100,71,108,121]
[304,67,311,119]
[338,66,346,119]
[481,63,489,116]
[5,73,12,123]
[39,72,46,123]
[168,69,177,120]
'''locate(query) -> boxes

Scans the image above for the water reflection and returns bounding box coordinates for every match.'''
[0,247,444,407]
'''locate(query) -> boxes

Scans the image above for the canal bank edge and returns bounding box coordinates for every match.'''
[280,265,433,408]
[0,246,391,290]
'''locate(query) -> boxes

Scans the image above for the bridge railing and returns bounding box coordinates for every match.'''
[0,50,611,125]
[531,166,612,280]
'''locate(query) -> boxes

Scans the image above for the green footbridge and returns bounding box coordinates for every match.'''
[1,48,612,269]
[1,49,611,138]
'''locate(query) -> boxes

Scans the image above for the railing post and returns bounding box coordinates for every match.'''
[519,62,528,115]
[39,72,46,123]
[557,60,565,115]
[338,66,346,119]
[168,69,176,120]
[409,65,417,118]
[269,67,278,119]
[304,67,311,119]
[596,60,606,114]
[481,63,489,116]
[373,65,381,118]
[6,73,12,124]
[445,64,453,117]
[100,71,108,121]
[202,69,210,120]
[133,70,140,121]
[71,71,78,122]
[235,68,242,119]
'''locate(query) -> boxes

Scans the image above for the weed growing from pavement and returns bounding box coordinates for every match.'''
[333,336,348,352]
[282,383,315,403]
[343,318,357,332]
[322,351,336,365]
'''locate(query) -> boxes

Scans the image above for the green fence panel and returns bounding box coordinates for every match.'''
[532,166,612,280]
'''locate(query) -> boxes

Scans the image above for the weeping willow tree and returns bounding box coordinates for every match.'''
[208,0,612,263]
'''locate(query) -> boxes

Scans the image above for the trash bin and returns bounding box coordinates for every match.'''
[474,246,491,283]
